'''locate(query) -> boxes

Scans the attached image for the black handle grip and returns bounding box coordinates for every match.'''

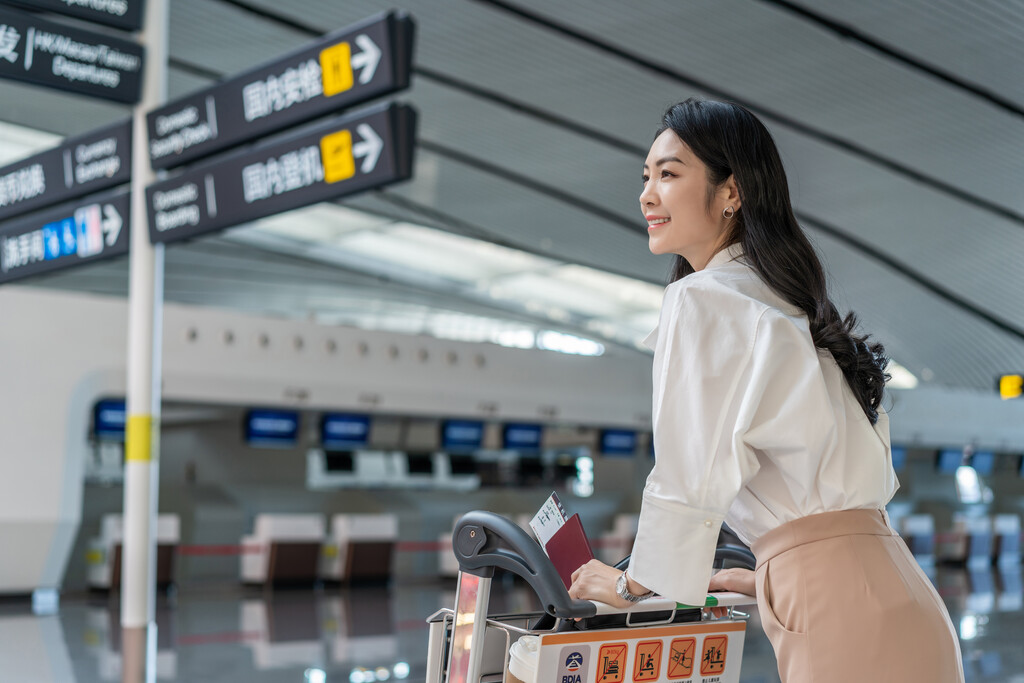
[452,510,597,619]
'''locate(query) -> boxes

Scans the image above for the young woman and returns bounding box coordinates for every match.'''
[568,98,964,682]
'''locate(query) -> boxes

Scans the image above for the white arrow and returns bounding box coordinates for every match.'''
[352,123,383,174]
[102,204,122,247]
[350,34,381,84]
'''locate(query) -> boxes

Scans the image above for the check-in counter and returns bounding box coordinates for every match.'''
[993,514,1021,567]
[240,514,325,585]
[87,514,180,591]
[320,514,398,582]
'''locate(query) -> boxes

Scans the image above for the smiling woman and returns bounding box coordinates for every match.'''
[568,98,966,683]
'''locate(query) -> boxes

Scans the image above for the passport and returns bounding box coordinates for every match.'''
[545,513,595,590]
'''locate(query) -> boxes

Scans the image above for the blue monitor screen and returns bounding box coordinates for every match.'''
[442,420,484,452]
[321,413,370,449]
[503,423,542,451]
[936,449,963,474]
[93,399,126,440]
[600,429,637,456]
[245,409,299,447]
[890,446,907,471]
[970,451,996,476]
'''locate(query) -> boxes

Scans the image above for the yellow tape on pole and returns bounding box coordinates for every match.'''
[125,415,153,462]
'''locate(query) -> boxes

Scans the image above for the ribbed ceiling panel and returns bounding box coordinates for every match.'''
[786,0,1024,107]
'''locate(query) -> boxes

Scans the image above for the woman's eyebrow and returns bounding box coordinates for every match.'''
[642,156,685,169]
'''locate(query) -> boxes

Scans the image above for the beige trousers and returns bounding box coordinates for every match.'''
[751,509,965,683]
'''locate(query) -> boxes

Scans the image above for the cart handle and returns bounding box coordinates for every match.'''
[452,510,597,619]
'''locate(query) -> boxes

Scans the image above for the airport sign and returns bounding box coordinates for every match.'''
[0,187,129,284]
[145,102,416,245]
[0,0,145,31]
[146,10,414,170]
[0,119,131,222]
[0,5,144,102]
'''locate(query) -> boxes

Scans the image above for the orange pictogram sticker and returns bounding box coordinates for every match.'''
[595,642,627,683]
[700,635,728,676]
[632,640,662,682]
[667,637,696,679]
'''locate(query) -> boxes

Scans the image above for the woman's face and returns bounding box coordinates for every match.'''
[640,129,737,269]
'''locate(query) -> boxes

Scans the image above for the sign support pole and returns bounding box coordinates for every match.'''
[121,0,168,680]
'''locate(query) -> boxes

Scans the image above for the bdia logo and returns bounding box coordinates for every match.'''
[565,652,584,672]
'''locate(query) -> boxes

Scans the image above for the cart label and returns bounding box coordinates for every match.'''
[700,635,728,676]
[667,637,696,679]
[632,640,662,681]
[557,646,591,683]
[595,643,627,683]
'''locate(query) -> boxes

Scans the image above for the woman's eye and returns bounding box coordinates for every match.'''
[661,170,675,178]
[641,175,649,184]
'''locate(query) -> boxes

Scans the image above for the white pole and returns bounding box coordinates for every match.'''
[121,0,168,676]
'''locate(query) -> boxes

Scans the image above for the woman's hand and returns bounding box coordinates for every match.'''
[707,567,756,618]
[569,559,635,610]
[707,567,755,595]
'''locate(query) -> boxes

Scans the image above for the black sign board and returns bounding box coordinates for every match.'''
[0,0,144,31]
[0,5,143,103]
[146,102,416,245]
[0,187,129,284]
[0,119,131,222]
[146,10,413,170]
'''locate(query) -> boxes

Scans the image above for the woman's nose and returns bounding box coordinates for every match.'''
[639,184,656,208]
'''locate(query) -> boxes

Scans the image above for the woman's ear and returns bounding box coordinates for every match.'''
[722,175,741,212]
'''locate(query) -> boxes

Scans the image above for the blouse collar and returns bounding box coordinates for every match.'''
[640,243,746,351]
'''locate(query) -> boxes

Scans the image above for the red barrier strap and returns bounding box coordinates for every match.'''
[177,545,264,556]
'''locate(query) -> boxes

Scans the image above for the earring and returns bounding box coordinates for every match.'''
[723,206,735,219]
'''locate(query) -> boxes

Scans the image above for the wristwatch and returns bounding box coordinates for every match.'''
[615,570,654,603]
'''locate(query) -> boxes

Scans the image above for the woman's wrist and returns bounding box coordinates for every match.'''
[624,571,652,597]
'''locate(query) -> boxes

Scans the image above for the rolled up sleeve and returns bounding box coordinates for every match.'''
[628,279,765,607]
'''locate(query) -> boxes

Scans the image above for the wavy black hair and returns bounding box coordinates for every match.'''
[658,98,889,423]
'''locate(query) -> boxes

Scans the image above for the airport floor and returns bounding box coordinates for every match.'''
[0,566,1020,683]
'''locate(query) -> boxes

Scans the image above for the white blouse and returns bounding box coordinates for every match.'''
[627,243,898,607]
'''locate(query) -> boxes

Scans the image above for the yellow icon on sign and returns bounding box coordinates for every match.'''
[320,129,356,183]
[999,374,1024,400]
[320,42,354,96]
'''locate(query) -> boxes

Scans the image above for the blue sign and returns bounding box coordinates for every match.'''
[245,409,299,447]
[936,449,963,474]
[442,420,484,452]
[93,399,126,440]
[970,451,996,476]
[565,652,583,672]
[503,423,542,451]
[321,413,370,448]
[890,446,907,471]
[600,429,637,456]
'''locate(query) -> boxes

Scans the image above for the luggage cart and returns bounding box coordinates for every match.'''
[427,511,757,683]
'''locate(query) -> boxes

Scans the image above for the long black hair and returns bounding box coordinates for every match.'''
[659,98,889,424]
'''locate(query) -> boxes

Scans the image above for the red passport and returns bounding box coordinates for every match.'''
[545,513,595,590]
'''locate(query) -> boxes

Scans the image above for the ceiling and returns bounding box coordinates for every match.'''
[2,0,1023,391]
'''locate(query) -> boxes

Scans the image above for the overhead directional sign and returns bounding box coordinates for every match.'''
[145,102,416,245]
[0,5,143,102]
[0,119,131,222]
[0,187,128,284]
[0,0,145,31]
[146,10,414,170]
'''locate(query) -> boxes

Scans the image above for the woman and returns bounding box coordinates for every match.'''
[569,98,964,682]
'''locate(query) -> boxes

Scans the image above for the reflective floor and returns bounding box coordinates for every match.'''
[1,566,1020,682]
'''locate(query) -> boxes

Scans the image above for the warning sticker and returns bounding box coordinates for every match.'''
[700,635,728,676]
[667,637,696,679]
[595,642,627,683]
[632,640,662,682]
[557,645,591,683]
